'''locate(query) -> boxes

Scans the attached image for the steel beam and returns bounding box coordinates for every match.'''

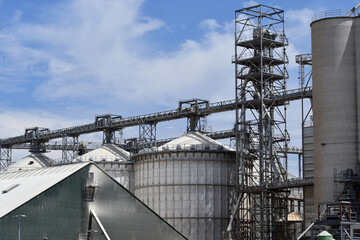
[0,89,311,147]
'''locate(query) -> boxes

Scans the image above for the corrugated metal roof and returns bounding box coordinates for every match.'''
[0,162,90,218]
[160,132,232,151]
[77,144,130,162]
[4,153,54,172]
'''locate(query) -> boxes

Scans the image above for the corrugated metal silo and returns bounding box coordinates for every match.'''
[311,16,358,207]
[132,132,235,240]
[77,144,134,192]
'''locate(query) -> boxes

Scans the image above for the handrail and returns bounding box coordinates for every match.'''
[312,9,359,22]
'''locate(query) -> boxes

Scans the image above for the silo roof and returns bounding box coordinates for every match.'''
[4,153,54,172]
[287,212,303,221]
[317,230,333,237]
[160,131,232,151]
[276,212,303,222]
[78,144,130,162]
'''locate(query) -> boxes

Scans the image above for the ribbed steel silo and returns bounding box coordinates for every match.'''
[132,132,235,240]
[311,16,358,207]
[77,144,134,192]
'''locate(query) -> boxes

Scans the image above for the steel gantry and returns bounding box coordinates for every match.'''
[0,89,311,169]
[0,91,311,147]
[11,129,303,154]
[232,5,290,239]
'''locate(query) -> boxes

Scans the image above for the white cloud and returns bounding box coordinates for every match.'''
[286,8,315,41]
[200,19,221,31]
[0,0,235,110]
[242,0,259,7]
[0,109,87,138]
[0,0,310,162]
[10,10,22,23]
[286,42,302,70]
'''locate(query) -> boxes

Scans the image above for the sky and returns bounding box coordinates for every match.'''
[0,0,357,171]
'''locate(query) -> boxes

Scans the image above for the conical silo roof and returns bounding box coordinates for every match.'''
[159,131,232,151]
[317,230,333,237]
[78,144,130,162]
[5,153,54,172]
[287,212,303,222]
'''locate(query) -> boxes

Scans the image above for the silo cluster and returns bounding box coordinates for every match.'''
[132,132,235,240]
[311,15,360,207]
[4,132,234,239]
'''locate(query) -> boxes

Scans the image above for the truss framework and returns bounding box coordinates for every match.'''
[95,114,123,144]
[0,90,311,149]
[62,136,79,163]
[138,122,157,149]
[234,5,290,239]
[0,147,11,169]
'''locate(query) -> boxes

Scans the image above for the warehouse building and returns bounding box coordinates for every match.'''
[0,162,186,240]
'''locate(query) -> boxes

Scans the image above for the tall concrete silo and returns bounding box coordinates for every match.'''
[132,132,235,240]
[311,16,358,208]
[355,17,360,176]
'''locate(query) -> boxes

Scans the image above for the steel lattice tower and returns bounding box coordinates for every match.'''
[233,5,289,239]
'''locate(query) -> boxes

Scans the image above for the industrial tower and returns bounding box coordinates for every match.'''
[233,5,289,239]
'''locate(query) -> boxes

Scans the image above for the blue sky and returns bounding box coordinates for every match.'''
[0,0,357,166]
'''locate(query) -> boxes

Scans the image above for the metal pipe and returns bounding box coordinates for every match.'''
[296,222,314,240]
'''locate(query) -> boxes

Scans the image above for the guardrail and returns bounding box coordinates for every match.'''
[311,9,359,22]
[269,177,314,189]
[136,143,232,155]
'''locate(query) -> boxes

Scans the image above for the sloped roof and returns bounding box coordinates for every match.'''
[77,144,130,162]
[5,153,54,172]
[0,162,90,218]
[159,131,232,151]
[317,230,333,237]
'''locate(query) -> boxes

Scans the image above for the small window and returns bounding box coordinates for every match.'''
[89,172,94,184]
[83,186,96,202]
[28,161,34,165]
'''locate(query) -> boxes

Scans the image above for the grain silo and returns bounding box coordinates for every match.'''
[4,153,54,172]
[77,144,134,192]
[132,131,235,240]
[311,14,358,208]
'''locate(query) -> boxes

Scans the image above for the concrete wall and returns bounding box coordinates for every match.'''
[311,17,358,207]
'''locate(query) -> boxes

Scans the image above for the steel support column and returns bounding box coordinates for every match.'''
[62,136,78,162]
[139,122,157,149]
[0,146,12,170]
[296,53,313,236]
